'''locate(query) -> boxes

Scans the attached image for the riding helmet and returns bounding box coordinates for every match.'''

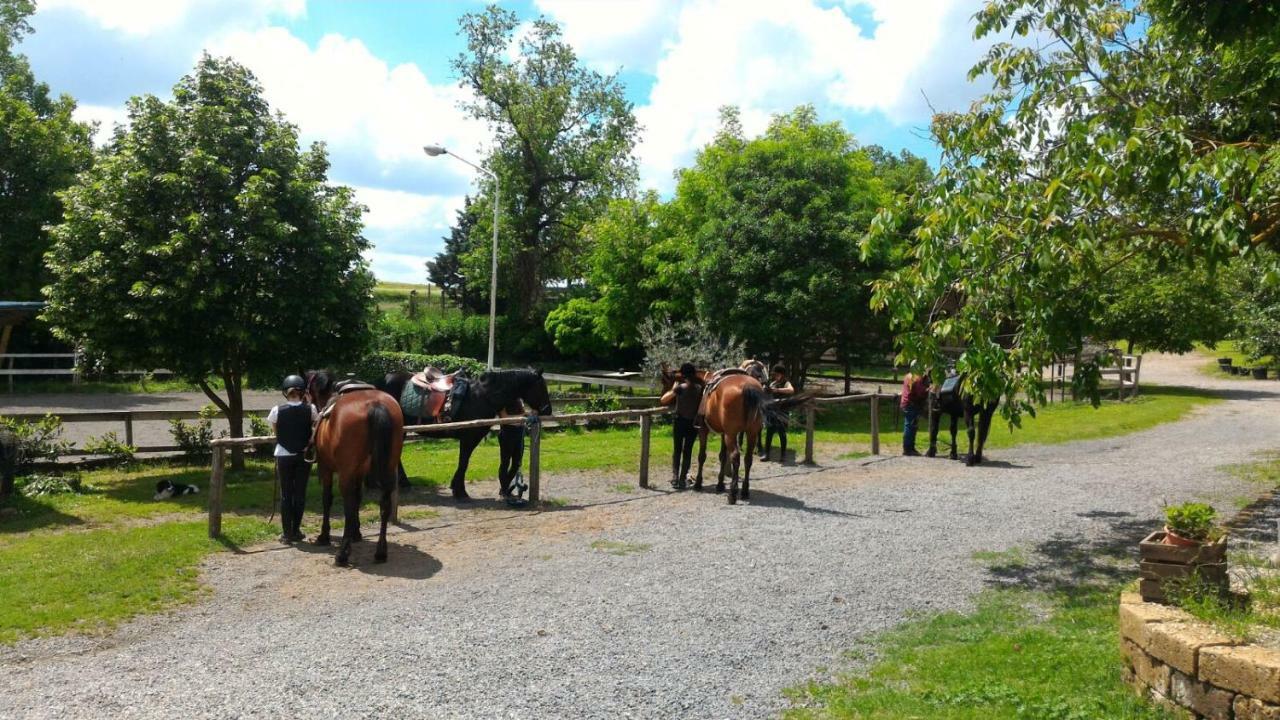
[281,374,306,394]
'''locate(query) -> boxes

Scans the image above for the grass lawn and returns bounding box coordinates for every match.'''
[784,587,1171,719]
[0,382,1223,645]
[1197,340,1277,377]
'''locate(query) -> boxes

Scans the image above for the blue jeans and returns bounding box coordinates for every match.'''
[902,405,920,452]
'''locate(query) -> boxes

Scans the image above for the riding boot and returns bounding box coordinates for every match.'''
[693,413,706,430]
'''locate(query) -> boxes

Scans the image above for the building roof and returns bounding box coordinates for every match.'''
[0,301,45,326]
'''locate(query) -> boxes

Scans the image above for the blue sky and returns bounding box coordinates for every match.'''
[23,0,998,283]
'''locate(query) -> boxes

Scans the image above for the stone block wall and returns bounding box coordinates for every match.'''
[1120,592,1280,719]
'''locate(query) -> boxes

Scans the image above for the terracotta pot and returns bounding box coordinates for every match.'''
[1162,526,1203,547]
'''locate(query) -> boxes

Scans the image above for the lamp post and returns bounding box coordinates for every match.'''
[424,145,499,370]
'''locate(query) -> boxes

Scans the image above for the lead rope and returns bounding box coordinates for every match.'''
[505,414,536,506]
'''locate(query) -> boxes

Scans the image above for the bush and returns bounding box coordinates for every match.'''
[1165,502,1218,541]
[348,351,486,382]
[373,312,491,358]
[169,405,226,461]
[638,316,745,381]
[82,432,136,465]
[0,415,72,473]
[20,473,87,497]
[247,414,274,458]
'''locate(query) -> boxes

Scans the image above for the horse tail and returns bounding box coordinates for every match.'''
[367,402,395,493]
[768,392,814,426]
[742,385,771,426]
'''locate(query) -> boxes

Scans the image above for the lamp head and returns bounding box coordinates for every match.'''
[422,145,447,157]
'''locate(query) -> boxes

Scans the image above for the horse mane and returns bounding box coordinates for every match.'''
[480,368,540,396]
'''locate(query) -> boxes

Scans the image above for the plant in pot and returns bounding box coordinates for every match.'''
[1138,502,1228,603]
[1253,366,1269,380]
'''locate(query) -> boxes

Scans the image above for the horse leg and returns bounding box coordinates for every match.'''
[451,431,482,502]
[948,414,959,460]
[926,406,940,457]
[741,429,757,502]
[727,433,741,505]
[975,405,995,465]
[694,428,708,491]
[335,482,361,566]
[396,461,410,491]
[716,441,727,494]
[964,404,979,466]
[350,482,364,541]
[315,464,333,546]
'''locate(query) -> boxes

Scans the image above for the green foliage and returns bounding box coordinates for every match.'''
[246,414,273,458]
[427,196,487,314]
[1163,502,1217,541]
[81,432,136,465]
[1227,251,1280,364]
[374,311,491,358]
[18,473,85,497]
[1093,253,1234,354]
[43,55,374,455]
[669,105,891,374]
[0,0,94,300]
[168,405,224,461]
[347,351,485,382]
[0,414,70,472]
[453,5,639,321]
[544,296,613,359]
[868,0,1280,422]
[638,316,745,380]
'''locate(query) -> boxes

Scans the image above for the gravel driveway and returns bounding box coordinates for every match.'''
[4,354,1280,719]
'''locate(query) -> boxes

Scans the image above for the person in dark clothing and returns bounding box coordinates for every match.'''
[268,375,318,543]
[760,364,795,461]
[900,367,931,456]
[661,362,704,490]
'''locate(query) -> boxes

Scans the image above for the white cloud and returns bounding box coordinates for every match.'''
[539,0,986,191]
[38,0,304,36]
[72,103,130,145]
[532,0,680,72]
[209,28,490,194]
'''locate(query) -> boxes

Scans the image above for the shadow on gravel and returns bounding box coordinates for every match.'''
[745,489,868,519]
[966,459,1031,470]
[289,538,444,579]
[981,512,1153,594]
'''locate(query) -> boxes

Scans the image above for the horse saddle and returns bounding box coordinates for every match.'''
[937,374,961,404]
[411,366,457,393]
[318,380,378,421]
[404,368,467,423]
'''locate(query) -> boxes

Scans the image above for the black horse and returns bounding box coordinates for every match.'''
[926,374,998,466]
[377,368,553,502]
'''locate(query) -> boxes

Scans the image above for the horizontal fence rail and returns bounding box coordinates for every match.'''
[1,407,274,454]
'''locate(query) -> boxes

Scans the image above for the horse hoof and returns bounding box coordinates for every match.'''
[454,493,472,504]
[335,555,350,567]
[715,484,725,494]
[925,449,936,458]
[965,456,978,467]
[693,483,704,492]
[314,536,331,546]
[728,491,738,505]
[949,453,959,461]
[741,489,750,501]
[374,551,388,564]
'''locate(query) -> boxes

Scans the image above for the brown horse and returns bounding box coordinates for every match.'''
[307,371,405,566]
[662,367,793,504]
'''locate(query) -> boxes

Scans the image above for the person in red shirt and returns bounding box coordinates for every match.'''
[900,368,931,456]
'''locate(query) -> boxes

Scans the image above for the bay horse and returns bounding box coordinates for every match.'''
[306,371,405,566]
[661,367,792,504]
[926,373,999,466]
[378,368,552,503]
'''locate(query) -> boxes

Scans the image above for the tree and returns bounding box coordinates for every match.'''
[0,0,93,301]
[867,0,1280,419]
[44,56,374,469]
[1092,253,1234,354]
[453,5,639,323]
[427,196,487,314]
[1227,250,1280,365]
[671,105,889,381]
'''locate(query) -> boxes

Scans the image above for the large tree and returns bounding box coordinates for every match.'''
[44,56,374,468]
[453,5,639,323]
[868,0,1280,419]
[427,196,487,314]
[671,105,890,380]
[0,0,93,302]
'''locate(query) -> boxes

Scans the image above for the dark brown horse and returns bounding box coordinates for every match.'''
[661,367,794,504]
[307,372,405,566]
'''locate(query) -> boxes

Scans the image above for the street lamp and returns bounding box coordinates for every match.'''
[424,144,499,370]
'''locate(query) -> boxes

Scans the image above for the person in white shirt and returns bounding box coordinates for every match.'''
[267,375,319,543]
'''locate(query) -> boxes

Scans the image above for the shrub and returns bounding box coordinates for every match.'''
[0,415,72,473]
[1165,502,1218,541]
[247,414,274,458]
[638,316,745,381]
[82,432,136,465]
[20,473,87,497]
[347,351,485,382]
[169,405,225,461]
[373,312,491,358]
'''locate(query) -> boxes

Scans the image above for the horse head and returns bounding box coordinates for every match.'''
[522,367,553,416]
[305,369,336,408]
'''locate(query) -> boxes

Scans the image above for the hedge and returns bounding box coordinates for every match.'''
[347,351,486,382]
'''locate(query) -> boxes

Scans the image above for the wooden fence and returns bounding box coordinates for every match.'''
[2,407,274,456]
[0,352,171,392]
[205,393,895,539]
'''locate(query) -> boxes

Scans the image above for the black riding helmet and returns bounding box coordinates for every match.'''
[281,374,306,396]
[679,362,698,381]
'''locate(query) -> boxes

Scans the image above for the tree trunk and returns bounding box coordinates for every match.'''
[226,372,245,472]
[843,357,852,395]
[1126,339,1134,354]
[514,244,542,321]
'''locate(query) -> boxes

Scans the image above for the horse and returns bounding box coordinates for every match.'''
[306,371,405,566]
[926,373,999,466]
[378,368,552,503]
[661,367,793,504]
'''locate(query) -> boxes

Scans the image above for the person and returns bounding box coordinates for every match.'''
[900,367,930,456]
[760,364,795,461]
[268,374,318,543]
[661,362,704,490]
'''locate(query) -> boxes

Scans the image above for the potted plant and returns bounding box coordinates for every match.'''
[1252,366,1269,380]
[1138,502,1228,603]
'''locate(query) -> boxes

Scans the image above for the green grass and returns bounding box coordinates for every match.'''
[1197,340,1277,377]
[0,517,275,644]
[589,539,651,556]
[785,588,1172,719]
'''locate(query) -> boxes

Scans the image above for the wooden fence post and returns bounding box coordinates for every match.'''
[803,406,816,465]
[528,417,541,504]
[639,412,651,488]
[124,413,134,447]
[870,390,881,456]
[208,444,225,538]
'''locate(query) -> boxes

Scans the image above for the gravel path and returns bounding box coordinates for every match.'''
[5,353,1280,719]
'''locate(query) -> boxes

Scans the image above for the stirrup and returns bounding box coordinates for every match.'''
[505,470,529,507]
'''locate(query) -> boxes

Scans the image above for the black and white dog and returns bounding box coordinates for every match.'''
[154,479,199,500]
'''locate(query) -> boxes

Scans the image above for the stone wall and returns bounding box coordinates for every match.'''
[1120,592,1280,719]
